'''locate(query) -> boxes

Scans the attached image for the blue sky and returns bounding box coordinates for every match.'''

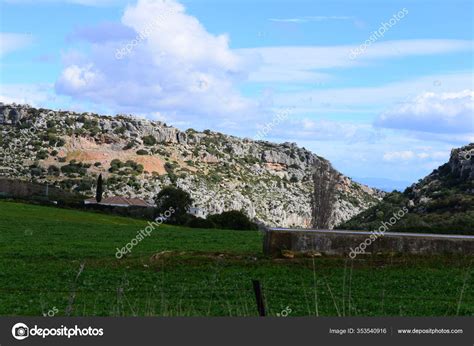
[1,0,473,190]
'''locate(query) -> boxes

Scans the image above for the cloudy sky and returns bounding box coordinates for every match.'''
[1,0,473,190]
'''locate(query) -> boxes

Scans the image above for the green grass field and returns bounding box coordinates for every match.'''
[0,200,472,316]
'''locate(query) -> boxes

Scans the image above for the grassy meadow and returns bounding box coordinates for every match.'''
[0,200,472,316]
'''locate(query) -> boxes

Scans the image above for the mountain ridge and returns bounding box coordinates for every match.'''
[0,103,383,228]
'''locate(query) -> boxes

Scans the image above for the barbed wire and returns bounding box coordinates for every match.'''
[0,287,472,303]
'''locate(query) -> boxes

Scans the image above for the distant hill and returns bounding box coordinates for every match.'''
[0,103,382,228]
[338,144,474,234]
[354,177,412,192]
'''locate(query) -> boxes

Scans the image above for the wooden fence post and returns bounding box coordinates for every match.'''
[252,279,266,317]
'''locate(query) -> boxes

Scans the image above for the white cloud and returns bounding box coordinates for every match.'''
[243,65,332,83]
[383,150,415,161]
[55,0,256,121]
[0,83,55,105]
[237,40,472,82]
[266,117,384,144]
[352,40,472,60]
[58,64,100,91]
[271,72,473,114]
[383,150,449,162]
[0,83,107,115]
[375,90,474,134]
[269,16,353,23]
[0,33,33,57]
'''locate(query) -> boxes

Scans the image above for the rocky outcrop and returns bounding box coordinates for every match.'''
[449,145,474,180]
[0,103,26,125]
[339,143,474,234]
[0,104,383,228]
[408,143,474,206]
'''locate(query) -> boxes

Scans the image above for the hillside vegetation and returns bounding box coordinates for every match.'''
[339,144,474,234]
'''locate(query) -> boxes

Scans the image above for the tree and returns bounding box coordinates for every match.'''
[154,186,193,224]
[96,174,103,203]
[311,160,338,229]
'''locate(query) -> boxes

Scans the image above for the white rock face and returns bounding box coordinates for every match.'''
[0,104,384,228]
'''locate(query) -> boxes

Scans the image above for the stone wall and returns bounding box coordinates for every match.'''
[263,228,474,256]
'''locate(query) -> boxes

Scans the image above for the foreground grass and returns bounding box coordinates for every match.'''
[0,200,472,316]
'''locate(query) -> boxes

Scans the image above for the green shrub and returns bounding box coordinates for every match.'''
[109,159,143,175]
[113,126,126,135]
[61,161,89,176]
[36,150,48,160]
[142,135,157,146]
[123,141,136,150]
[47,165,60,176]
[208,173,222,183]
[186,216,216,229]
[30,166,44,177]
[75,178,94,192]
[207,210,258,231]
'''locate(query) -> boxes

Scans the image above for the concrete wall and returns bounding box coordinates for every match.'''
[263,228,474,257]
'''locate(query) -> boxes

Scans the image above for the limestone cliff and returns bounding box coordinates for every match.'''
[0,103,383,227]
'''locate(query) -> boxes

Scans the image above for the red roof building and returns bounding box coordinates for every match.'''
[84,196,152,207]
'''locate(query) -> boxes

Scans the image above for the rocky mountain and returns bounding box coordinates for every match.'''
[0,103,382,228]
[339,143,474,234]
